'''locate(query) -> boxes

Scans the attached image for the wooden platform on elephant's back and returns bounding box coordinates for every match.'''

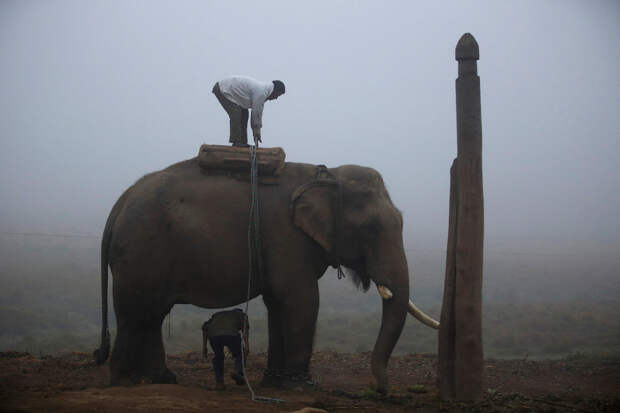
[198,144,286,176]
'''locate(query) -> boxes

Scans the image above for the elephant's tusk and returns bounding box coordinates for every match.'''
[376,285,440,330]
[408,300,440,330]
[376,285,393,300]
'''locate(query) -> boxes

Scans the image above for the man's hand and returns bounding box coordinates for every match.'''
[253,134,262,144]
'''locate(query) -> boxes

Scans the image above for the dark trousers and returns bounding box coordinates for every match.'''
[209,334,243,382]
[212,83,249,145]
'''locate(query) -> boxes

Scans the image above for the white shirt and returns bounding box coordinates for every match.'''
[218,76,274,136]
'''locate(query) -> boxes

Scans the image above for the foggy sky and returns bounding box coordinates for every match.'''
[1,1,619,254]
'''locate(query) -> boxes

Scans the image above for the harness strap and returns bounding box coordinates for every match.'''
[290,167,347,279]
[314,165,346,279]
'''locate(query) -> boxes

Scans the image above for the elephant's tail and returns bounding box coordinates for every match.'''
[93,214,113,364]
[93,192,127,364]
[93,242,111,364]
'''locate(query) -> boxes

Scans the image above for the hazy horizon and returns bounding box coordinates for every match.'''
[1,1,619,254]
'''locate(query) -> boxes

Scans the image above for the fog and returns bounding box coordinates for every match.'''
[1,0,618,252]
[1,1,619,357]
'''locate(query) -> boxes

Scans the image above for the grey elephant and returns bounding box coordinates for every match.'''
[94,149,438,393]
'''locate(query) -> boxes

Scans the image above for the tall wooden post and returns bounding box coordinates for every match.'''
[438,33,484,401]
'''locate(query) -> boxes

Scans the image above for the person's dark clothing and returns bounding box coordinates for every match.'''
[208,334,243,382]
[205,308,247,337]
[202,309,249,386]
[212,83,249,145]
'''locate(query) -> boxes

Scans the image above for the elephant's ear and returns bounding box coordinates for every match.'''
[290,180,339,253]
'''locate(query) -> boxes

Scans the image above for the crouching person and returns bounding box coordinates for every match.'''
[202,309,250,390]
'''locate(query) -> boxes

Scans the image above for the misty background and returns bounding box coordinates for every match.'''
[1,1,619,359]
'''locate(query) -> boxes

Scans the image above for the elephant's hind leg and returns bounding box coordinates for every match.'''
[110,317,177,385]
[140,318,177,384]
[110,285,176,385]
[109,319,141,385]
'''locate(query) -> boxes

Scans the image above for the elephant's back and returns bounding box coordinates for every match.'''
[110,157,320,229]
[108,156,322,246]
[111,158,240,232]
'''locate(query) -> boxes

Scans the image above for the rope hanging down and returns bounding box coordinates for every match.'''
[241,145,285,404]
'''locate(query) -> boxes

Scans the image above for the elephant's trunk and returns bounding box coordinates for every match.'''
[370,261,409,394]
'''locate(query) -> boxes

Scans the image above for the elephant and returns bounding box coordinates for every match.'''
[93,152,438,393]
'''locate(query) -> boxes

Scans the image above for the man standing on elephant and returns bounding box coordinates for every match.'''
[202,308,249,390]
[212,75,285,147]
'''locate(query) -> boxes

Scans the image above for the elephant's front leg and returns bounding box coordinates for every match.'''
[262,294,286,387]
[280,280,319,387]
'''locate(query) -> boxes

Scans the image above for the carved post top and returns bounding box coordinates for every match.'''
[455,33,479,61]
[456,33,479,76]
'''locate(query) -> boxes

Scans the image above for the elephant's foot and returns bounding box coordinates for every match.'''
[281,379,318,392]
[109,369,141,387]
[152,367,177,384]
[260,369,283,388]
[281,376,318,392]
[110,377,138,386]
[110,368,177,386]
[109,360,176,387]
[262,369,317,391]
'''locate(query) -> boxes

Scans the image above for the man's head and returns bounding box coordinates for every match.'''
[268,80,285,100]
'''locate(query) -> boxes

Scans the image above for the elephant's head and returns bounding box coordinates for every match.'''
[291,165,438,393]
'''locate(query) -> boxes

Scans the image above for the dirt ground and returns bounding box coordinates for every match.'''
[1,350,619,413]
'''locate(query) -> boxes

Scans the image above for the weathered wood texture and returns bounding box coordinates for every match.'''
[439,33,484,401]
[438,159,458,397]
[198,144,286,175]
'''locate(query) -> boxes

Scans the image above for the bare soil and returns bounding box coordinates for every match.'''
[1,350,618,412]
